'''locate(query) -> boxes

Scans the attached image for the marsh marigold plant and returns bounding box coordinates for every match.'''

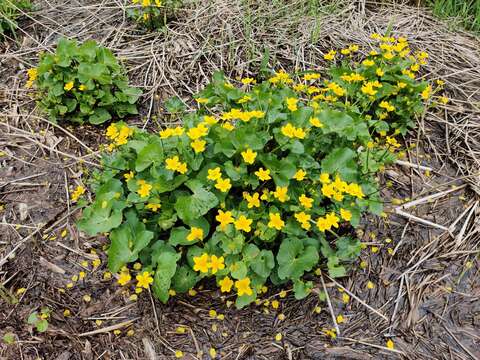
[29,38,142,124]
[78,35,434,308]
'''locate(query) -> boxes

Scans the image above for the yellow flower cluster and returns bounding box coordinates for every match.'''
[361,80,383,96]
[71,185,85,202]
[193,253,225,274]
[25,68,38,88]
[165,156,188,174]
[268,69,293,84]
[316,212,339,232]
[159,126,184,139]
[320,173,364,202]
[221,108,265,122]
[105,123,134,150]
[281,123,306,139]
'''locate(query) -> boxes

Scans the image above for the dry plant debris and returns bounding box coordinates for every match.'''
[0,0,479,359]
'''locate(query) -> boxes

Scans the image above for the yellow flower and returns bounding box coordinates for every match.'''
[203,115,218,125]
[219,276,234,292]
[255,167,271,181]
[155,0,161,6]
[273,186,289,202]
[376,68,384,77]
[207,167,222,181]
[362,59,375,67]
[208,255,225,274]
[293,169,307,181]
[245,192,260,208]
[386,339,394,350]
[421,85,431,100]
[118,271,131,286]
[124,171,134,181]
[221,122,234,131]
[235,278,253,296]
[294,212,311,230]
[187,227,204,241]
[193,253,210,273]
[309,117,323,128]
[316,217,330,232]
[190,139,206,153]
[64,81,74,91]
[215,178,232,193]
[216,209,234,230]
[174,350,184,358]
[165,156,188,174]
[303,73,320,81]
[234,215,253,232]
[286,97,298,111]
[340,208,352,221]
[324,50,336,61]
[319,173,330,184]
[267,212,285,231]
[241,148,257,164]
[325,212,339,229]
[195,97,209,104]
[136,271,153,289]
[241,77,256,85]
[78,84,86,91]
[165,156,182,171]
[137,180,152,198]
[281,123,296,138]
[146,203,161,212]
[379,101,395,112]
[186,124,208,140]
[299,194,313,209]
[142,0,151,6]
[71,185,85,202]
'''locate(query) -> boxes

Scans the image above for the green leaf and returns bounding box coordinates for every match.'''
[171,265,198,293]
[89,107,111,124]
[218,232,244,255]
[336,237,361,260]
[152,252,180,303]
[174,183,218,222]
[321,147,358,182]
[2,332,15,345]
[250,250,274,278]
[77,202,124,236]
[164,96,186,113]
[168,227,192,246]
[230,261,248,279]
[27,312,38,325]
[277,238,319,280]
[107,211,154,272]
[293,279,313,300]
[135,138,164,171]
[36,319,49,333]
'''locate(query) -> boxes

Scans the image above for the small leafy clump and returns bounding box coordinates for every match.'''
[77,35,433,308]
[0,0,32,39]
[127,0,183,29]
[28,38,142,124]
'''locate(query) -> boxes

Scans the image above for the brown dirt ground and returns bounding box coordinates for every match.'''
[1,1,479,359]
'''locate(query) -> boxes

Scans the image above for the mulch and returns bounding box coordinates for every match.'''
[0,0,479,359]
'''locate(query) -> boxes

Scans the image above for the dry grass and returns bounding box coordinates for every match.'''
[0,0,479,359]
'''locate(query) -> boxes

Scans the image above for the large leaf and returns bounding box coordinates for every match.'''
[174,181,218,222]
[107,211,154,272]
[152,251,180,303]
[135,138,165,171]
[321,147,358,182]
[277,238,319,280]
[171,265,198,293]
[250,250,275,278]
